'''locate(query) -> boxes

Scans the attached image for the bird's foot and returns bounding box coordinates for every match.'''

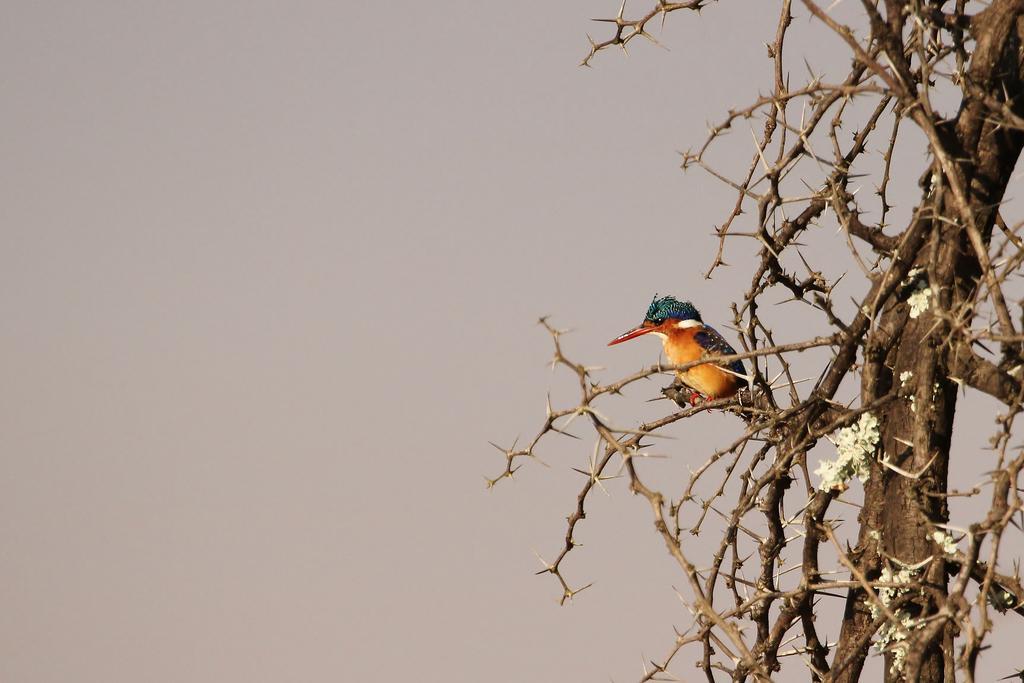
[661,384,709,408]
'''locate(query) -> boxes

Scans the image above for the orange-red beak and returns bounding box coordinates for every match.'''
[608,322,657,346]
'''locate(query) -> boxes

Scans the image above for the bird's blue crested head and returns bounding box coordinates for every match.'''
[644,295,702,325]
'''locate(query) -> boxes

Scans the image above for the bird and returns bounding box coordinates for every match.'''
[608,295,746,404]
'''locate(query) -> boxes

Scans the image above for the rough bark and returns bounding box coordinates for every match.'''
[831,4,1024,681]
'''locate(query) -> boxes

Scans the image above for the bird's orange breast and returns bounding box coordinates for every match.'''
[663,328,703,366]
[662,327,740,399]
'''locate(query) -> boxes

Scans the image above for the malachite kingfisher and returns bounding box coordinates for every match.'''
[608,295,747,403]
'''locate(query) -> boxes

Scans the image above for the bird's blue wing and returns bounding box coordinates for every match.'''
[695,326,746,376]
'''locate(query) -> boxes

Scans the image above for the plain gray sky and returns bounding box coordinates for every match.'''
[2,2,1021,681]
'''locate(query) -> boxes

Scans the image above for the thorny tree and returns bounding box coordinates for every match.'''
[490,1,1024,682]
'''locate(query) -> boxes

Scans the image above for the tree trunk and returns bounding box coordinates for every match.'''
[832,5,1024,680]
